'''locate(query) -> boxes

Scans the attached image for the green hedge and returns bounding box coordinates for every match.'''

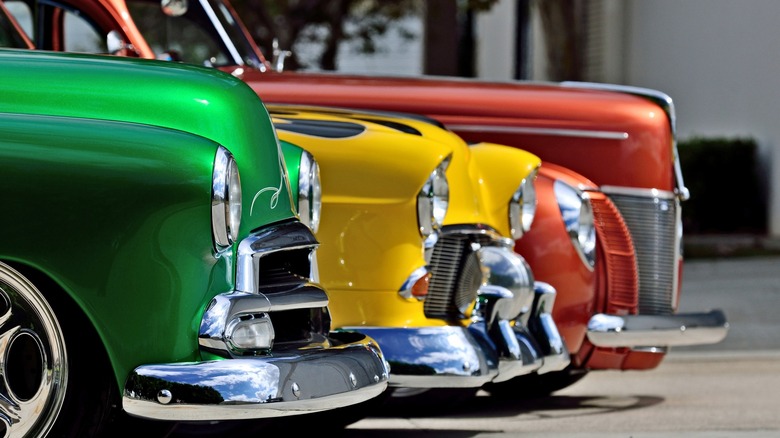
[678,136,766,234]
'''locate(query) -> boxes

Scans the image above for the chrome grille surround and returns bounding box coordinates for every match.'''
[201,220,330,357]
[424,225,512,319]
[601,186,681,315]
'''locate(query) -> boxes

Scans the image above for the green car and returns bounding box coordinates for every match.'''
[0,48,388,437]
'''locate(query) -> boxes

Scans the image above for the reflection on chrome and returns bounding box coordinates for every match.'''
[123,336,389,421]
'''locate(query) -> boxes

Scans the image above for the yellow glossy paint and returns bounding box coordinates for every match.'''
[269,105,541,329]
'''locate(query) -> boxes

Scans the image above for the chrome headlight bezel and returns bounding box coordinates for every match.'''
[212,146,242,252]
[298,150,322,233]
[509,168,538,240]
[417,155,451,237]
[554,180,596,269]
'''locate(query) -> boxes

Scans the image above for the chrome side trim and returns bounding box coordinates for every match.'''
[600,185,676,199]
[561,81,689,201]
[448,124,629,141]
[586,310,729,348]
[123,335,389,421]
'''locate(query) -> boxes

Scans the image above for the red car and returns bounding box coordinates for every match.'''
[4,0,728,395]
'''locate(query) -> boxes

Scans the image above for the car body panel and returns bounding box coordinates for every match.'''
[268,104,572,389]
[0,47,389,432]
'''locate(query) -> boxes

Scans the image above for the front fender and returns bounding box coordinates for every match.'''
[466,142,540,236]
[0,113,225,388]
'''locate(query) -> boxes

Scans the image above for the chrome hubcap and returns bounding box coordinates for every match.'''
[0,263,67,438]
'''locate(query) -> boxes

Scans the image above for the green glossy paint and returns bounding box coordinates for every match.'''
[0,49,295,386]
[0,49,297,231]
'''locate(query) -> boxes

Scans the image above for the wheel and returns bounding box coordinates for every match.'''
[483,366,589,400]
[0,262,134,437]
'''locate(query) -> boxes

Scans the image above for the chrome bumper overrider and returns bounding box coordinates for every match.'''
[344,281,569,389]
[122,333,389,421]
[586,309,729,348]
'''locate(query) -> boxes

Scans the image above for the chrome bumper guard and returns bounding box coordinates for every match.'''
[346,278,569,390]
[122,333,388,421]
[586,309,729,348]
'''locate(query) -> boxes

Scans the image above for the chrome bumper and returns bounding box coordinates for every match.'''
[122,332,389,421]
[586,309,729,348]
[344,282,569,389]
[123,220,390,421]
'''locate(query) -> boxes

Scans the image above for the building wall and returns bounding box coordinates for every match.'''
[624,0,780,236]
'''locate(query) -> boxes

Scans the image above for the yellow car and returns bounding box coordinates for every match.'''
[273,104,569,405]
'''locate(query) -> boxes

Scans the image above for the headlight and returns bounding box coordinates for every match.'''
[554,180,596,269]
[212,146,242,251]
[298,150,322,233]
[509,168,538,240]
[417,155,451,237]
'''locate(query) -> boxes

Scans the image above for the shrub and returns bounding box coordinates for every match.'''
[678,136,766,235]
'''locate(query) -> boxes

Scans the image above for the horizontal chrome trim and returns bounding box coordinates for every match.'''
[439,224,514,248]
[600,185,676,199]
[447,124,629,141]
[586,309,729,348]
[123,334,389,421]
[561,81,690,201]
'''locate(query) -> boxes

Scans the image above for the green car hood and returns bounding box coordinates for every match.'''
[0,48,296,232]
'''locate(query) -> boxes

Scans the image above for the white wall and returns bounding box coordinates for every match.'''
[475,0,517,80]
[624,0,780,236]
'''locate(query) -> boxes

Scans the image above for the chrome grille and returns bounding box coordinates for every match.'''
[605,190,680,315]
[425,231,494,319]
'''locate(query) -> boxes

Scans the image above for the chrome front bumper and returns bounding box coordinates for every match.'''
[123,220,390,421]
[586,309,729,348]
[122,332,388,421]
[344,281,570,389]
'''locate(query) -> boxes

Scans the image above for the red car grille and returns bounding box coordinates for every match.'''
[590,192,639,314]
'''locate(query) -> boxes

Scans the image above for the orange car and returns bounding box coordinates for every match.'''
[5,0,728,396]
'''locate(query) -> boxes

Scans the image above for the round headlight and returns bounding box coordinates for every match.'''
[298,150,322,233]
[417,156,451,237]
[509,168,538,240]
[212,146,242,251]
[554,180,596,269]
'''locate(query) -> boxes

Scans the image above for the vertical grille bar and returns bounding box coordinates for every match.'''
[425,231,494,319]
[589,192,639,313]
[605,190,680,315]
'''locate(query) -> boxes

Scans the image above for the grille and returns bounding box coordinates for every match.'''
[256,248,312,291]
[424,231,494,319]
[589,192,639,313]
[237,221,329,347]
[606,191,680,315]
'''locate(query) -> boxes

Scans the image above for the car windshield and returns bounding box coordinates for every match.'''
[125,0,262,68]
